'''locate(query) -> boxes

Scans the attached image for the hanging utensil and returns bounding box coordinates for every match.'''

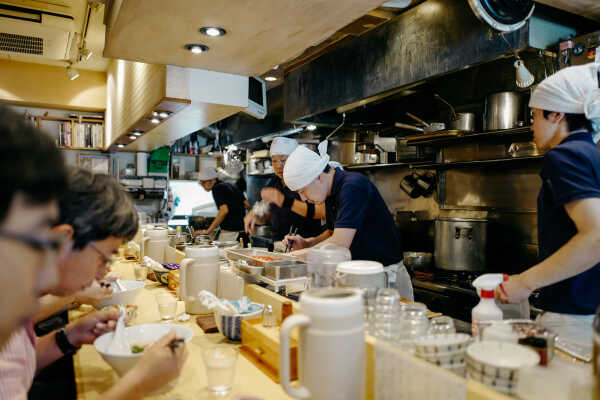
[406,112,430,127]
[434,94,476,132]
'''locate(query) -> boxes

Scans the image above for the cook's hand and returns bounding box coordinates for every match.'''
[290,248,309,261]
[126,330,188,393]
[261,187,285,207]
[244,212,257,235]
[283,234,308,251]
[74,280,113,305]
[65,309,122,347]
[195,229,210,236]
[496,274,533,304]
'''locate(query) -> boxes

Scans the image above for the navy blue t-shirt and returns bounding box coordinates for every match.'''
[536,131,600,315]
[211,180,246,231]
[265,177,323,241]
[325,168,403,265]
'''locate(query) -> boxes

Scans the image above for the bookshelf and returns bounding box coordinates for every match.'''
[35,115,105,151]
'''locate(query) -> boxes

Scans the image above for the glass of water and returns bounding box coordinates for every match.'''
[202,346,238,396]
[428,316,456,335]
[155,292,177,321]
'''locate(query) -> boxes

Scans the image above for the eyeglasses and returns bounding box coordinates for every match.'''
[88,242,117,267]
[0,230,63,251]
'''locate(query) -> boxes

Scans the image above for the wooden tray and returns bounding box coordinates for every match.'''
[241,318,297,383]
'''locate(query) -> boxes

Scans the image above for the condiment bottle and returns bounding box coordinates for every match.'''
[281,301,293,324]
[471,274,504,338]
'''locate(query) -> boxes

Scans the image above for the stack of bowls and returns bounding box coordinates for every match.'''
[466,340,540,395]
[414,333,471,376]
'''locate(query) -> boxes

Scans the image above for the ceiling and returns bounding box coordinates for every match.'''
[537,0,600,22]
[0,0,109,71]
[102,0,389,77]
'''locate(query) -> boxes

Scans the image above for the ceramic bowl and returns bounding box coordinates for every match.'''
[467,369,516,395]
[214,303,264,342]
[152,270,169,285]
[94,323,193,376]
[414,333,472,354]
[94,280,145,309]
[417,350,466,366]
[466,340,540,381]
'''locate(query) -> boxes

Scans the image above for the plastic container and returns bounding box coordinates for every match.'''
[471,274,504,338]
[306,243,351,288]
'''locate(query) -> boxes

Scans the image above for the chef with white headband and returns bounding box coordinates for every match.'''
[499,63,600,352]
[244,137,325,248]
[283,140,412,299]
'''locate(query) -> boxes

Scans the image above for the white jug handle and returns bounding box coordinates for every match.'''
[280,314,311,399]
[180,258,193,300]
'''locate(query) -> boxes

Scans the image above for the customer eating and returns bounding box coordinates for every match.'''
[282,140,411,297]
[0,106,67,349]
[0,167,188,399]
[498,63,600,347]
[244,137,324,248]
[197,168,250,240]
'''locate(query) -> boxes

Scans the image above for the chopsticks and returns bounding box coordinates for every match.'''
[285,226,298,253]
[168,338,185,354]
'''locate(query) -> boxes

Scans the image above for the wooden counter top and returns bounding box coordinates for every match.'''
[71,260,294,400]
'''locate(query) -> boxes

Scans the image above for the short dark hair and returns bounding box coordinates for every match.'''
[542,110,592,132]
[0,105,67,224]
[59,168,139,250]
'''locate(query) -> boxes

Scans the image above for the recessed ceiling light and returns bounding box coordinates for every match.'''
[117,144,125,148]
[200,27,226,37]
[152,111,159,117]
[264,76,277,81]
[159,111,171,118]
[273,65,279,70]
[150,117,160,124]
[129,135,136,140]
[133,130,144,136]
[185,44,209,54]
[306,124,317,131]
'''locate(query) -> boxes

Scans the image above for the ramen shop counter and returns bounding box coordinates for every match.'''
[70,259,295,400]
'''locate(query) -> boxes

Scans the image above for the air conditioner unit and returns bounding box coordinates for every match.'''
[0,3,76,60]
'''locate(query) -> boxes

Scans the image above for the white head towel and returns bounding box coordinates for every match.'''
[270,137,299,156]
[197,168,218,182]
[283,140,331,191]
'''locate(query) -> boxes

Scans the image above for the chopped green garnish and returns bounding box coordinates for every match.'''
[131,345,145,354]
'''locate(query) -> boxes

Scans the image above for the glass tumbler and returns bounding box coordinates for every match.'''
[155,292,177,321]
[428,316,456,335]
[396,302,429,351]
[202,346,239,396]
[374,288,402,342]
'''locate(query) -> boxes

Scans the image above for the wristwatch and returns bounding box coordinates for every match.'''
[55,329,80,356]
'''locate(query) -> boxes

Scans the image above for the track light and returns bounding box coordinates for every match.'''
[66,64,79,80]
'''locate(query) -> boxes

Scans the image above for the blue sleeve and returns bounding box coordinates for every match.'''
[212,184,229,208]
[334,180,370,230]
[544,147,600,206]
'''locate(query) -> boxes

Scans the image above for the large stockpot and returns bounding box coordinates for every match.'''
[434,218,487,271]
[484,91,523,131]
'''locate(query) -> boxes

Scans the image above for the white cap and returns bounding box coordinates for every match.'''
[270,137,298,156]
[283,140,331,191]
[529,63,600,136]
[197,168,218,182]
[337,260,384,275]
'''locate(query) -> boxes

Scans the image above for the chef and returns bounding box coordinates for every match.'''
[244,137,324,248]
[499,63,600,348]
[197,168,249,240]
[282,141,412,299]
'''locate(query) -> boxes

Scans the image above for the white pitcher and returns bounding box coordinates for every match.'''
[280,288,365,400]
[141,227,168,262]
[179,245,219,314]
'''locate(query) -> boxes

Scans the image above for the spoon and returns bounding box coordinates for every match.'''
[107,306,130,355]
[114,278,126,292]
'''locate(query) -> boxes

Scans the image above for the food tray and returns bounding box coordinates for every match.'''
[263,262,307,280]
[226,248,298,267]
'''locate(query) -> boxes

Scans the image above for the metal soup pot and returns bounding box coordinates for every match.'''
[434,218,487,271]
[484,91,523,131]
[448,112,476,132]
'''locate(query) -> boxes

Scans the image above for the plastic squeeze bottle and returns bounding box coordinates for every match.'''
[471,273,504,337]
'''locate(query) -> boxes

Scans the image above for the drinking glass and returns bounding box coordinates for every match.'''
[134,264,147,281]
[202,346,239,396]
[396,302,429,351]
[374,288,402,342]
[428,316,456,335]
[155,292,177,321]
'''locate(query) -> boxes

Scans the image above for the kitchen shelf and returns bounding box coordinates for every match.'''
[172,153,222,158]
[411,155,544,170]
[248,172,276,177]
[344,162,412,170]
[58,146,104,151]
[406,126,533,146]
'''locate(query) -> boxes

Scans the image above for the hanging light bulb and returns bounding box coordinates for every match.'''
[515,59,534,88]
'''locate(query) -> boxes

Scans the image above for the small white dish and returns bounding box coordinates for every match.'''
[95,280,145,309]
[466,340,540,381]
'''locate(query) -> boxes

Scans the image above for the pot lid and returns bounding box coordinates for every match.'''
[337,261,384,275]
[468,0,534,32]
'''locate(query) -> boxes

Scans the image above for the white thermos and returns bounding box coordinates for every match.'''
[280,288,365,400]
[179,245,220,314]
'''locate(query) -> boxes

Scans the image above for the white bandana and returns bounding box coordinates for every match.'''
[197,168,218,182]
[270,137,298,156]
[529,63,600,138]
[283,140,331,191]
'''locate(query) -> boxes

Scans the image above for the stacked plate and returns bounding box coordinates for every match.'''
[466,340,540,395]
[414,333,472,376]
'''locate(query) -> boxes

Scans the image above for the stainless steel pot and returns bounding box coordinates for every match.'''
[484,91,523,131]
[434,218,487,271]
[254,225,272,238]
[449,112,476,132]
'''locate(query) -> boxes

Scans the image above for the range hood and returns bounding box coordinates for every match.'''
[284,0,597,122]
[106,60,248,152]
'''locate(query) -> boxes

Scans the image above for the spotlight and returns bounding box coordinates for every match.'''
[66,65,79,80]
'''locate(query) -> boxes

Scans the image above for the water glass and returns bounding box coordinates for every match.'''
[202,346,239,396]
[155,292,177,321]
[428,316,456,335]
[134,265,147,281]
[374,288,402,342]
[396,302,429,351]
